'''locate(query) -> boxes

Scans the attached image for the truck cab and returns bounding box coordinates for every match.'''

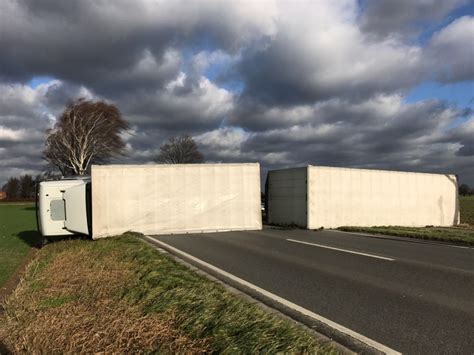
[37,177,91,237]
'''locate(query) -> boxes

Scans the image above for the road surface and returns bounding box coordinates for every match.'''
[149,228,474,354]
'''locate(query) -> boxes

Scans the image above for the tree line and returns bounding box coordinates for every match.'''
[2,175,38,200]
[459,184,473,196]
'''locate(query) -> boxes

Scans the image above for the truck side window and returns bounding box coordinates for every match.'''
[50,199,66,221]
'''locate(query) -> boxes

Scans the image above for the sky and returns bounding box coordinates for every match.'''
[0,0,473,187]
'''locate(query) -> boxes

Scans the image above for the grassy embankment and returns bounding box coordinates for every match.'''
[0,204,333,353]
[0,203,41,287]
[338,196,474,245]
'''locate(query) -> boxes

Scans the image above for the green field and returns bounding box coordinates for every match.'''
[0,203,42,286]
[460,195,474,225]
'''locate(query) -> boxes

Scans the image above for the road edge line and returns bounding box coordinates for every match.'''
[144,235,401,355]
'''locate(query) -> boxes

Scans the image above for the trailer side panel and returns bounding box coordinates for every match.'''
[307,166,459,229]
[91,164,262,239]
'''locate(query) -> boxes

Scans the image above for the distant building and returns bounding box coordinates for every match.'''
[0,191,6,200]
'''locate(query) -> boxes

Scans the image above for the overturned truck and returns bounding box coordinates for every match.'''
[266,165,459,229]
[38,164,262,239]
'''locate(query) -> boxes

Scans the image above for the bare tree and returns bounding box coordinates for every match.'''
[44,99,129,175]
[155,135,204,164]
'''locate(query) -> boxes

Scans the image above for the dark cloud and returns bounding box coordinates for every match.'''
[224,97,473,183]
[237,23,424,107]
[436,119,474,157]
[360,0,467,38]
[0,0,275,85]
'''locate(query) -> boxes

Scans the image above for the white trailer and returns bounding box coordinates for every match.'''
[266,166,459,229]
[38,163,262,239]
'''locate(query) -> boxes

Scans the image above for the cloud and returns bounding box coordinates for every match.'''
[195,127,250,161]
[437,117,474,157]
[228,96,473,181]
[119,72,234,131]
[427,16,474,83]
[360,0,467,38]
[0,0,277,86]
[237,1,425,107]
[239,95,456,155]
[0,126,27,141]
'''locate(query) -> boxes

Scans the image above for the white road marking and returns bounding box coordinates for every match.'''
[144,235,401,355]
[449,245,471,249]
[286,238,395,261]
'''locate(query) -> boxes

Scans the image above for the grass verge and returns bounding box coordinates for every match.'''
[0,203,42,287]
[460,196,474,225]
[337,226,474,245]
[338,196,474,245]
[1,234,335,353]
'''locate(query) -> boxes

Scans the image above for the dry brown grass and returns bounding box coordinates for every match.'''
[4,304,207,353]
[1,236,330,354]
[1,242,209,353]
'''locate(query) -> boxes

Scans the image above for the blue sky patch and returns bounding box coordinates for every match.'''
[28,76,55,88]
[405,81,474,109]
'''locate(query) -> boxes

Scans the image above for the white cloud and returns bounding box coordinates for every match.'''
[0,126,25,141]
[195,127,249,160]
[427,16,474,82]
[123,73,234,130]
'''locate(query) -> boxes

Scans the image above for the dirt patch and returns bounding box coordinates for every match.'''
[0,247,39,311]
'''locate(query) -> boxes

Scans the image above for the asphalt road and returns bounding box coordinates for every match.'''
[150,228,474,354]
